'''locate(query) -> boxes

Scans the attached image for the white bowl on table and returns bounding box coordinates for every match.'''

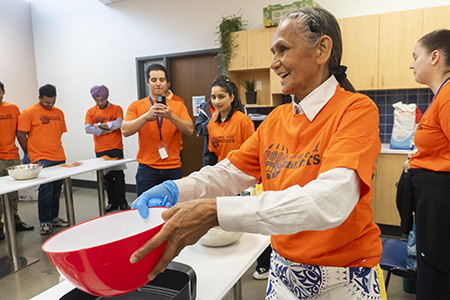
[199,226,243,247]
[6,164,44,180]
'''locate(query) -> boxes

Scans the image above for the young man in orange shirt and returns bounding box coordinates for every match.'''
[85,85,130,212]
[17,84,68,235]
[122,64,194,196]
[0,81,34,240]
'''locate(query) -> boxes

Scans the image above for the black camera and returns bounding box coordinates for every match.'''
[156,95,166,105]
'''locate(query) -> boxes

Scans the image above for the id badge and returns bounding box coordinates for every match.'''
[158,143,168,160]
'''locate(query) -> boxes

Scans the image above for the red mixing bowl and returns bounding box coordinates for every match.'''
[42,207,168,297]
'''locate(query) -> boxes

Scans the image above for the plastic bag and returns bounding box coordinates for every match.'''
[390,102,417,149]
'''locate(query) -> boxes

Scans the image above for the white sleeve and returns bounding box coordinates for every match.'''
[174,159,259,201]
[217,167,360,235]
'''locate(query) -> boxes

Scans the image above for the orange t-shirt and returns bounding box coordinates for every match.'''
[124,97,192,169]
[167,93,185,149]
[207,110,255,162]
[18,103,67,163]
[0,101,20,160]
[410,82,450,171]
[228,86,382,268]
[168,93,184,103]
[85,103,124,153]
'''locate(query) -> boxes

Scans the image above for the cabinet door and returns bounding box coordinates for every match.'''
[247,28,272,69]
[372,154,407,226]
[423,5,450,35]
[229,31,248,71]
[379,9,423,89]
[339,15,379,90]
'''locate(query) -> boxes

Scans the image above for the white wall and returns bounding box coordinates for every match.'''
[0,0,38,111]
[24,0,450,184]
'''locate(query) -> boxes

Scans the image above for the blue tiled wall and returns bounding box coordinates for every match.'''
[247,89,434,144]
[360,88,433,143]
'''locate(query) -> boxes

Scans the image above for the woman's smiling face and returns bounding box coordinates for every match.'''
[210,86,234,117]
[270,18,322,100]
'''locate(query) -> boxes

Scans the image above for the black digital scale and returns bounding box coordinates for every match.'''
[59,262,196,300]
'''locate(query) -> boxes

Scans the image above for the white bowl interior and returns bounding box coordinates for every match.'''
[43,207,166,253]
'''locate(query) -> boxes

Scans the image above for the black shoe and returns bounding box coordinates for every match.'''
[15,221,34,231]
[119,203,131,211]
[105,204,118,212]
[0,231,4,240]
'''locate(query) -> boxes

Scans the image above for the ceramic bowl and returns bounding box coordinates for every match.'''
[42,207,168,297]
[6,164,43,180]
[199,226,243,247]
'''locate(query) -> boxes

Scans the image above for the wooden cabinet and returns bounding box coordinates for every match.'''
[229,29,272,71]
[423,5,450,35]
[230,28,282,106]
[339,15,379,90]
[227,5,450,105]
[372,154,407,226]
[378,9,423,89]
[228,31,247,71]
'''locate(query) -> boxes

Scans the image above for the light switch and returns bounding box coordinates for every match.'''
[256,81,262,90]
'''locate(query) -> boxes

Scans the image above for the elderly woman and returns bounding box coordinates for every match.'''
[130,7,383,299]
[400,29,450,299]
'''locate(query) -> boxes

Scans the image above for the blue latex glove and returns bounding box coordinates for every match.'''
[131,180,179,219]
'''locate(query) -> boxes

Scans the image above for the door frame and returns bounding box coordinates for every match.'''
[135,49,219,99]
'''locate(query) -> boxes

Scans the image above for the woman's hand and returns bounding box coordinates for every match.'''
[130,198,219,280]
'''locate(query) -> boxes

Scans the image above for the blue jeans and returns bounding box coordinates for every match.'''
[35,159,65,223]
[135,164,181,196]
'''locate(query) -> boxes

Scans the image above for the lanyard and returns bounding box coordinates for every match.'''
[149,97,163,141]
[425,76,450,113]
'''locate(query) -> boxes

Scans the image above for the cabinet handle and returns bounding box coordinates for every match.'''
[382,75,384,87]
[249,56,252,66]
[242,57,245,67]
[371,75,374,88]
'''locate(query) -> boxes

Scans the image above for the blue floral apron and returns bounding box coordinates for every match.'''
[266,250,381,300]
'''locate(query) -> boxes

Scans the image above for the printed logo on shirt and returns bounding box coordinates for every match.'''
[211,135,235,148]
[40,114,61,125]
[95,116,116,123]
[0,114,13,120]
[264,141,321,180]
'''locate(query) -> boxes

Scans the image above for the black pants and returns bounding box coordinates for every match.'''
[96,149,127,207]
[256,245,272,270]
[410,169,450,299]
[417,251,450,299]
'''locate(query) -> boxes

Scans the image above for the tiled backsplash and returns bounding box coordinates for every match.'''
[360,88,433,143]
[247,89,434,144]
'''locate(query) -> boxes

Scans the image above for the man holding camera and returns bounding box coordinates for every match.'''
[122,64,193,196]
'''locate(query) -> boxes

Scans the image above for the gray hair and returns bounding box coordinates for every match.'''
[281,7,355,92]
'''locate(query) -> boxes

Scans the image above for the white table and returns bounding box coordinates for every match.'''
[31,233,270,300]
[0,158,136,278]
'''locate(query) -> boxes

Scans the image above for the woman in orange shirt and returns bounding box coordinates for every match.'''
[207,77,254,162]
[131,7,382,299]
[398,29,450,299]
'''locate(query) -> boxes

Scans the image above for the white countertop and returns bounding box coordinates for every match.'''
[31,233,270,300]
